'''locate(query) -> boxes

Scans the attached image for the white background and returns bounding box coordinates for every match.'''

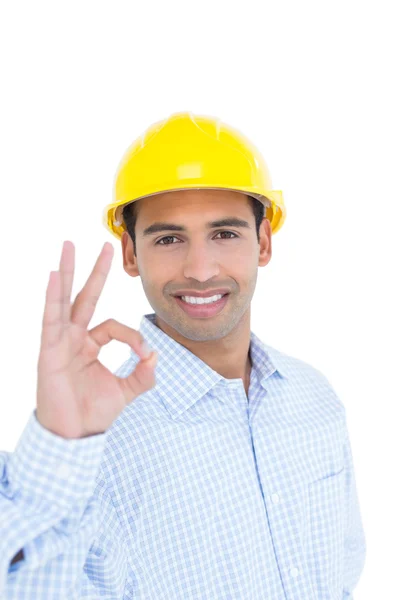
[0,1,399,597]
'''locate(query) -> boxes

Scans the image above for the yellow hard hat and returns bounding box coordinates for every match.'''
[103,111,286,241]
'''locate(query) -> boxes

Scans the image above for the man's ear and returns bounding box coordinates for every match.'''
[258,218,272,267]
[122,231,140,277]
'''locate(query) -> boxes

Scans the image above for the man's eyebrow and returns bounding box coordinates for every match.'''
[142,217,252,237]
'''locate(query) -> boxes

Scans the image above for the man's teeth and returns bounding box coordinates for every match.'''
[180,294,224,305]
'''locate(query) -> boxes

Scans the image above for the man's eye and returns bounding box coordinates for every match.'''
[155,231,239,245]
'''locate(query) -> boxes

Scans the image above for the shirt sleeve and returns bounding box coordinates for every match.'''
[0,410,128,599]
[342,420,367,598]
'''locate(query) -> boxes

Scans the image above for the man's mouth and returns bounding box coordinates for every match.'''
[174,293,230,317]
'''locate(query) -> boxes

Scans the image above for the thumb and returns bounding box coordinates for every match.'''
[140,350,158,366]
[121,350,158,403]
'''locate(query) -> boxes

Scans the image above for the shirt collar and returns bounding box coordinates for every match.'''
[130,313,290,420]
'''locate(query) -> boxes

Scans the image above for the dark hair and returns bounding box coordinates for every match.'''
[122,194,266,257]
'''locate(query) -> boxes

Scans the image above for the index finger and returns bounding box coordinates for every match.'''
[70,242,114,329]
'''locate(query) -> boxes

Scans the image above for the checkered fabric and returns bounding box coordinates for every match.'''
[0,313,366,599]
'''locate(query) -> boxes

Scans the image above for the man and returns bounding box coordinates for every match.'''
[0,112,366,599]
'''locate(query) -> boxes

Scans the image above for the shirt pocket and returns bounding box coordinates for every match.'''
[306,465,346,600]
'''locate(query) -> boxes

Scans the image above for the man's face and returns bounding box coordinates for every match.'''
[122,189,272,343]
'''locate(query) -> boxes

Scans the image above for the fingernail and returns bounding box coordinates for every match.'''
[141,341,152,358]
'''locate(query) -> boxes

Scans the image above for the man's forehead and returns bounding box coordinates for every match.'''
[137,189,251,218]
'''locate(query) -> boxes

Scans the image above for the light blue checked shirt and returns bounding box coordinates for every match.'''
[0,312,366,599]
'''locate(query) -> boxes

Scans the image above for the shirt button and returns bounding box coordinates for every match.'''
[271,493,280,504]
[56,464,71,478]
[290,567,299,578]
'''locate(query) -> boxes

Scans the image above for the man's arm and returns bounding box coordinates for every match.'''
[342,421,367,598]
[1,410,128,599]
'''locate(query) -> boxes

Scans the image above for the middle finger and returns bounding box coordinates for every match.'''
[70,242,114,329]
